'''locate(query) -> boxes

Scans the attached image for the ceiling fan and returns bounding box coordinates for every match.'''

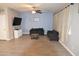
[31,6,42,14]
[21,4,43,14]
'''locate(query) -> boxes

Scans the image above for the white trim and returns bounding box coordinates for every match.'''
[0,39,11,41]
[59,40,76,56]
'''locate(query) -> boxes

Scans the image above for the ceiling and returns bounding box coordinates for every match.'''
[0,3,70,13]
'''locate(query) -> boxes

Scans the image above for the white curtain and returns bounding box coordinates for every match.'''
[54,6,70,42]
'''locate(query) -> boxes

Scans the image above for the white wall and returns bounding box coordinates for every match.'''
[7,8,20,39]
[0,8,10,40]
[0,14,9,40]
[54,4,79,56]
[20,11,53,34]
[0,8,19,40]
[66,4,79,56]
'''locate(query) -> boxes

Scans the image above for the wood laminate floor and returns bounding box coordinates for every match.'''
[0,35,71,56]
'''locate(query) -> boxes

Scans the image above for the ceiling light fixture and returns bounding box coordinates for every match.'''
[32,10,36,14]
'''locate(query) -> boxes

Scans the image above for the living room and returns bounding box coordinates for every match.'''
[0,3,79,56]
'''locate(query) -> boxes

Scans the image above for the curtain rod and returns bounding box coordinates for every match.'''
[55,3,74,15]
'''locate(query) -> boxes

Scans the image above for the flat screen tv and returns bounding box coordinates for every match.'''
[13,17,22,26]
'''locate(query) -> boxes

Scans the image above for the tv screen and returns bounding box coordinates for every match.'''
[13,17,22,26]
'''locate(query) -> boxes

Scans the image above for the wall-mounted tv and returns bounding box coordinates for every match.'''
[13,17,22,26]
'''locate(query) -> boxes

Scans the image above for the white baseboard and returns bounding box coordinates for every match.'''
[59,40,75,56]
[0,38,11,41]
[22,32,29,34]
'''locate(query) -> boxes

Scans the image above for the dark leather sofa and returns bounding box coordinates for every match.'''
[47,30,59,41]
[30,28,44,35]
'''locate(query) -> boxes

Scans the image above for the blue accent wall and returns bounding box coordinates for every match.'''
[20,11,53,34]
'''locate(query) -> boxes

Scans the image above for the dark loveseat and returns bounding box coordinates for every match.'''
[30,28,44,35]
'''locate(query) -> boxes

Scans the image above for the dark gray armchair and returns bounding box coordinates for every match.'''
[47,30,59,41]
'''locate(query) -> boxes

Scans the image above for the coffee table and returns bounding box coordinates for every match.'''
[31,34,39,39]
